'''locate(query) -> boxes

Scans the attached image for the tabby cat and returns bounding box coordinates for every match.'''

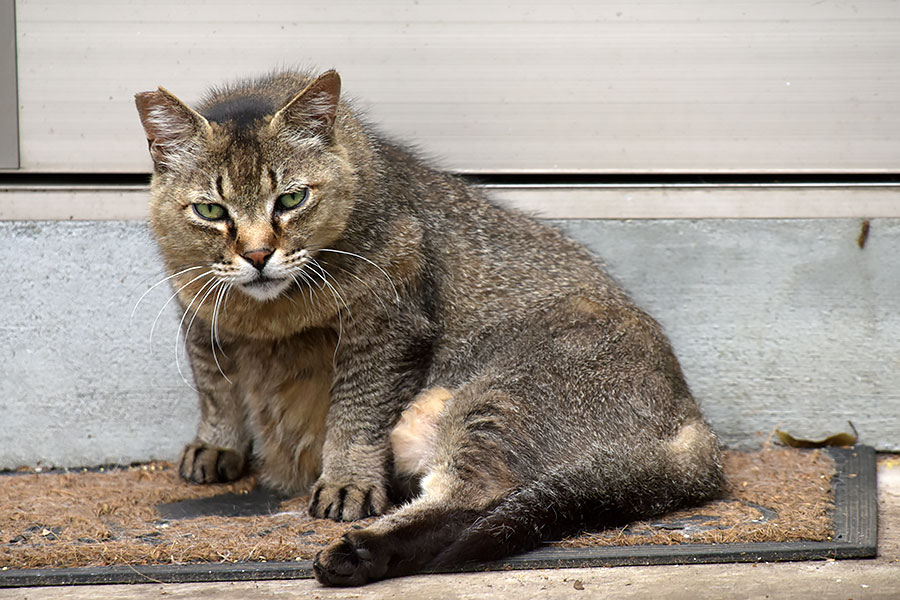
[135,69,724,586]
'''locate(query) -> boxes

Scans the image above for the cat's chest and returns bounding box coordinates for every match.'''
[227,328,337,392]
[180,277,340,342]
[224,329,336,493]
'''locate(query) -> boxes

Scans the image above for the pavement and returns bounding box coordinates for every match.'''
[2,458,898,600]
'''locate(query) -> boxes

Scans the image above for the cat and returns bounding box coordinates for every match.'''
[135,69,724,586]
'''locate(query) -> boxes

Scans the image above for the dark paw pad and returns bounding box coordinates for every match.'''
[179,443,245,484]
[313,534,386,586]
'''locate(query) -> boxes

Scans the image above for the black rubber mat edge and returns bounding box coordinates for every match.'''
[0,445,877,587]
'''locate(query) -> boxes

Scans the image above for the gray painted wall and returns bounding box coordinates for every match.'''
[1,217,896,470]
[0,222,194,467]
[559,218,899,451]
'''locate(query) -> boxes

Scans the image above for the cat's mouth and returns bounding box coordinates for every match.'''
[238,276,292,302]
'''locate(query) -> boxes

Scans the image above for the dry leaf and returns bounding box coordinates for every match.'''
[775,422,858,448]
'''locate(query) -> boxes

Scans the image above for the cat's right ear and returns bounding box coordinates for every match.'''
[134,87,211,171]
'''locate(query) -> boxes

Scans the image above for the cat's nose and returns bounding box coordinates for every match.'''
[242,248,274,270]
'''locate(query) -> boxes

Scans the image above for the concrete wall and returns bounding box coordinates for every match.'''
[0,221,193,467]
[1,210,897,469]
[562,218,900,451]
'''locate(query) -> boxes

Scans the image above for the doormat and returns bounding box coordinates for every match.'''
[0,446,877,587]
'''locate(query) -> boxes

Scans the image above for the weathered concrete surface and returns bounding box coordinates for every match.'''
[3,458,897,600]
[1,218,898,469]
[0,221,195,468]
[557,218,900,451]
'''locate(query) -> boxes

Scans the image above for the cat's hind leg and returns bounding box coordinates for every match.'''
[313,388,724,586]
[313,384,518,586]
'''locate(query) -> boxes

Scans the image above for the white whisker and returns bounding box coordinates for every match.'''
[149,270,215,351]
[320,258,391,317]
[175,280,228,387]
[131,265,206,323]
[212,280,230,357]
[297,271,316,303]
[290,273,312,305]
[222,283,234,318]
[175,277,220,390]
[209,281,233,384]
[310,258,353,320]
[315,248,400,303]
[306,265,344,361]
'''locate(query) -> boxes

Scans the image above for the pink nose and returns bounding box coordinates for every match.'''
[242,248,273,270]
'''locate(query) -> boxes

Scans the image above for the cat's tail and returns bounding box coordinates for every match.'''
[428,426,724,570]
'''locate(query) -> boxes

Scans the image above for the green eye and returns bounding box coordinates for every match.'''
[277,188,309,211]
[193,203,227,221]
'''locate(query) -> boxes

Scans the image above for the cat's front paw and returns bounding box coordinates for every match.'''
[308,477,389,521]
[313,530,387,586]
[179,442,246,484]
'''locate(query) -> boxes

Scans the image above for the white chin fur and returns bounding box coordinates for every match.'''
[237,278,292,302]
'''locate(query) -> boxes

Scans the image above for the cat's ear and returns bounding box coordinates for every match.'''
[270,70,341,143]
[134,87,211,170]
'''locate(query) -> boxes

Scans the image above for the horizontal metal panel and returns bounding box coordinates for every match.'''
[1,219,897,469]
[1,184,898,220]
[14,0,900,173]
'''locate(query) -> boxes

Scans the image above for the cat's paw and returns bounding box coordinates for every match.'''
[313,531,387,586]
[178,442,246,484]
[308,478,389,521]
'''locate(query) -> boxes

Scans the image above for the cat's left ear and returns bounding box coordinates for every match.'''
[270,70,341,142]
[134,87,211,170]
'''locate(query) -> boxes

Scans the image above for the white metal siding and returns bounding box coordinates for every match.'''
[13,0,900,174]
